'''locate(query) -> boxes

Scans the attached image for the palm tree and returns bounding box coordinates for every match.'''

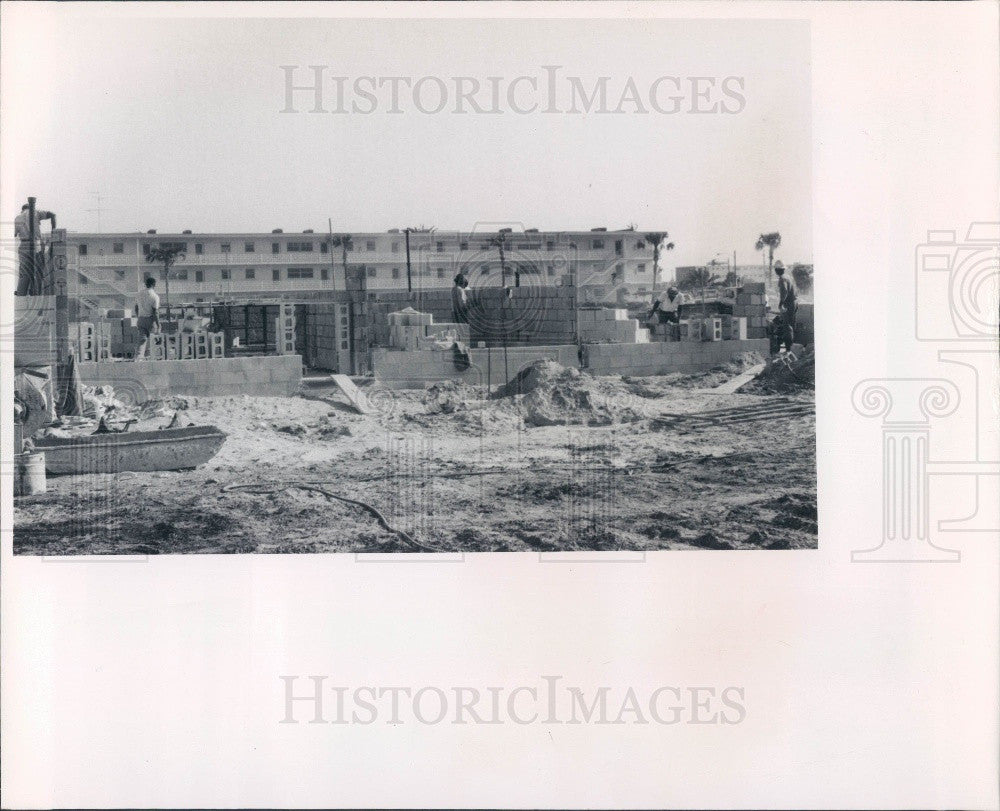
[145,244,185,312]
[754,232,782,280]
[328,233,352,293]
[645,232,675,299]
[487,229,512,288]
[678,267,721,290]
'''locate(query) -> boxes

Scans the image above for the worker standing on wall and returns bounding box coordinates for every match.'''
[775,261,797,332]
[451,272,469,324]
[769,261,797,353]
[15,203,56,296]
[134,277,161,361]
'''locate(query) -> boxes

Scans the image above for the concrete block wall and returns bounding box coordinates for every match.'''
[584,338,771,377]
[360,286,577,348]
[305,302,350,372]
[373,344,580,389]
[77,355,303,399]
[14,296,58,367]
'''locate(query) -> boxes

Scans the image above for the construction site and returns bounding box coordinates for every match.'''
[12,210,816,555]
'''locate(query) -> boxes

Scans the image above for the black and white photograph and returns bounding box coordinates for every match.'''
[2,4,998,810]
[10,15,814,555]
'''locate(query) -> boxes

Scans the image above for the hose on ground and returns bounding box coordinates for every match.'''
[221,482,440,552]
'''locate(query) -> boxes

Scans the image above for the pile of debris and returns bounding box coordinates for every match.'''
[493,360,649,427]
[745,346,815,394]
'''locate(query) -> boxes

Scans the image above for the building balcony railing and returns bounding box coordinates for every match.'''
[76,244,650,269]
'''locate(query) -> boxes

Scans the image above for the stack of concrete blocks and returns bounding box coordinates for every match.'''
[585,337,773,377]
[578,308,650,344]
[702,316,723,342]
[732,282,769,339]
[678,319,702,342]
[209,332,225,359]
[75,322,96,361]
[721,315,748,341]
[275,304,296,356]
[303,302,351,372]
[388,308,434,351]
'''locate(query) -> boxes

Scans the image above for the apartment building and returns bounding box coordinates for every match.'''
[67,227,670,309]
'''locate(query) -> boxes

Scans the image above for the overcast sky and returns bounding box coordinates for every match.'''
[2,10,811,269]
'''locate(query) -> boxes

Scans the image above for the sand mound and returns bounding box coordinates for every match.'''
[493,360,648,427]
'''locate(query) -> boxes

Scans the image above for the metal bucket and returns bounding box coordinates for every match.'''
[14,452,46,496]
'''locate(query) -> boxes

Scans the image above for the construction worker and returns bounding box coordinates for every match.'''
[451,272,469,324]
[15,204,56,295]
[648,286,684,326]
[775,261,797,331]
[134,277,161,360]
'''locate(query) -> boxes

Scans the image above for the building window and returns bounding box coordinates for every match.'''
[221,243,231,253]
[244,242,254,253]
[221,268,231,281]
[142,243,151,255]
[341,341,349,350]
[195,243,204,255]
[636,241,646,250]
[391,241,399,253]
[321,268,328,281]
[481,264,489,274]
[195,270,204,282]
[113,242,124,254]
[436,241,444,253]
[320,242,328,253]
[391,267,400,279]
[460,241,468,251]
[615,240,623,256]
[175,269,188,280]
[366,240,376,251]
[592,239,604,249]
[287,267,314,279]
[546,241,554,251]
[367,267,377,278]
[79,272,88,284]
[436,268,445,278]
[287,241,314,252]
[272,242,280,254]
[272,268,281,281]
[79,244,88,256]
[547,264,555,276]
[245,268,255,280]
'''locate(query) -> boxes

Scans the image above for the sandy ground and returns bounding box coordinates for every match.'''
[14,360,816,554]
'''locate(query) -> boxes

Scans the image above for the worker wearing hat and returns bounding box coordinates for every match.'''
[772,261,797,351]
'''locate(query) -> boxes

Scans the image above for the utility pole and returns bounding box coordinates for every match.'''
[404,228,413,293]
[87,191,109,233]
[327,218,338,296]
